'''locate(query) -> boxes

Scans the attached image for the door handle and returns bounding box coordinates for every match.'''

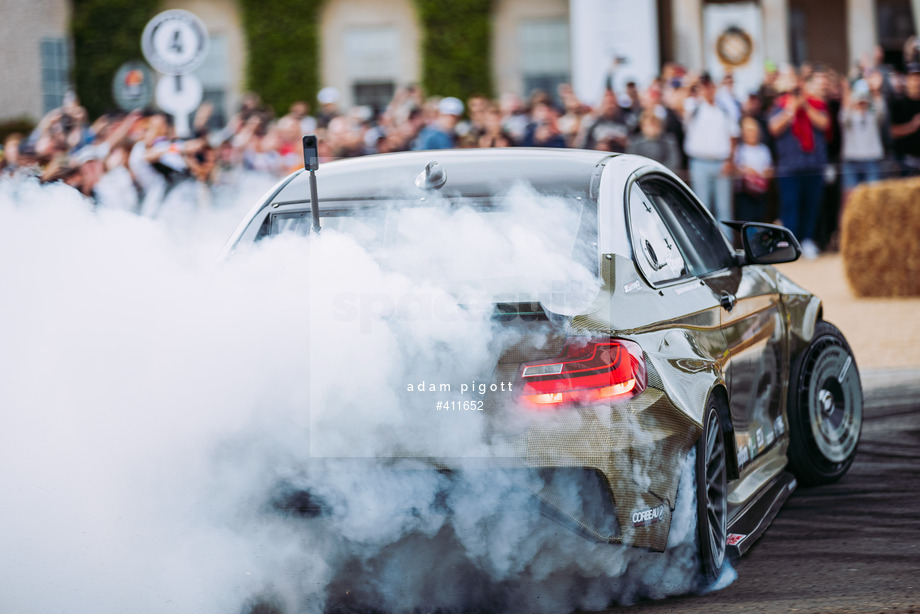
[720,291,737,312]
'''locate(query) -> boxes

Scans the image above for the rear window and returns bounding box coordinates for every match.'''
[261,189,599,282]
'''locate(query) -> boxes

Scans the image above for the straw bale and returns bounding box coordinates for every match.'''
[841,177,920,297]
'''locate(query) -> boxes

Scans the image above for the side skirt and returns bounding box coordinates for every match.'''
[725,470,797,558]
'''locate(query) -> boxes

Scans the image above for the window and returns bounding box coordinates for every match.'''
[788,0,847,71]
[518,19,570,100]
[638,176,735,277]
[192,34,229,128]
[789,7,807,67]
[269,208,386,244]
[876,0,916,65]
[353,82,396,110]
[40,37,70,113]
[344,26,399,108]
[262,192,598,284]
[627,182,687,286]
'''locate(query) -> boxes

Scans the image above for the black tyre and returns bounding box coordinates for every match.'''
[696,398,727,583]
[787,320,862,486]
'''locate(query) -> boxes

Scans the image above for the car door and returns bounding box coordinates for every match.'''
[637,174,787,473]
[625,176,732,419]
[709,265,787,470]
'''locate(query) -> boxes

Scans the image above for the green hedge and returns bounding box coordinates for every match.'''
[239,0,323,114]
[72,0,158,117]
[414,0,494,100]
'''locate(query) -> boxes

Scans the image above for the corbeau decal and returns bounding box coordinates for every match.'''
[632,504,665,527]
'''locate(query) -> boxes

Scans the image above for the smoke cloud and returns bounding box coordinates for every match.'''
[0,174,725,613]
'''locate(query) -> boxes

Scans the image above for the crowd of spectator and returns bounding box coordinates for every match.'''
[4,41,920,258]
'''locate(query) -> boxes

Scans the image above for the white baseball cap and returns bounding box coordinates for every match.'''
[317,86,340,105]
[438,96,464,116]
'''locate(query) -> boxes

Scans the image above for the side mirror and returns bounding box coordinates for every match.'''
[737,222,801,264]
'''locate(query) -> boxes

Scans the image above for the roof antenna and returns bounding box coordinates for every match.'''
[303,135,321,233]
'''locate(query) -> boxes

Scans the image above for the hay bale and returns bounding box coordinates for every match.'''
[841,176,920,297]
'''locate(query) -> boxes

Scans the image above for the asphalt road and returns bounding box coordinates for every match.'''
[604,369,920,614]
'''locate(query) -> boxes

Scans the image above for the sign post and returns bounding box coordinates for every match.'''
[141,10,209,137]
[703,2,764,98]
[155,74,204,138]
[112,61,154,112]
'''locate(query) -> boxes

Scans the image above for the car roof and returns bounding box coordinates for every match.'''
[271,148,615,205]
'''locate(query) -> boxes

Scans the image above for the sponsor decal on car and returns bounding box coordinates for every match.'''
[623,280,641,294]
[756,427,765,449]
[774,415,785,436]
[632,504,666,527]
[737,439,749,467]
[726,533,746,546]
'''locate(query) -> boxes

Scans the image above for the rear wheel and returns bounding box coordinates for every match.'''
[696,398,727,583]
[787,321,862,486]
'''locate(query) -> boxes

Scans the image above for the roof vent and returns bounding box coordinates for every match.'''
[415,161,447,190]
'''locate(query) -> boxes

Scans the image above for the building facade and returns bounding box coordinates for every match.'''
[0,0,917,123]
[0,0,72,122]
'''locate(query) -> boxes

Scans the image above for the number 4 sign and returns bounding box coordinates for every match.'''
[141,10,209,76]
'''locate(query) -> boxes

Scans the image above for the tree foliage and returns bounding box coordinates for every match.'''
[239,0,324,114]
[414,0,494,100]
[71,0,159,117]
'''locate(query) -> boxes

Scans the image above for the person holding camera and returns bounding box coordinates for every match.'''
[890,63,920,175]
[768,72,830,259]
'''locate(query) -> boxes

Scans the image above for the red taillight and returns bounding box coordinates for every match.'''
[515,338,646,408]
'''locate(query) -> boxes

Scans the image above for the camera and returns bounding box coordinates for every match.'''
[59,114,75,133]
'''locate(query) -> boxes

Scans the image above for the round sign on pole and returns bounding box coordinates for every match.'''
[156,73,203,137]
[112,61,154,111]
[141,10,209,76]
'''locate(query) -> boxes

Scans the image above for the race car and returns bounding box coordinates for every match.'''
[223,148,863,582]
